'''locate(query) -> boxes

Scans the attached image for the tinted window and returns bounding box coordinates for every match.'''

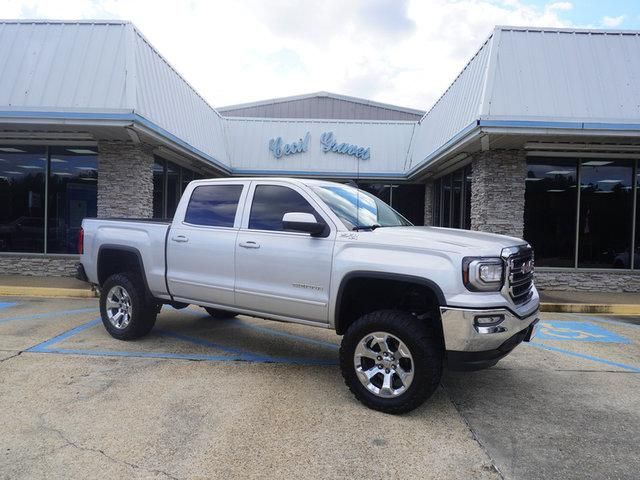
[0,145,46,253]
[578,159,634,268]
[524,158,578,267]
[249,185,320,231]
[47,147,97,253]
[184,185,243,227]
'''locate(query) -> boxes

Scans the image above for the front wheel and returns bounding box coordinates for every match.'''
[100,272,157,340]
[339,310,443,414]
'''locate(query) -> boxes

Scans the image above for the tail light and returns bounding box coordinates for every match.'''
[77,228,84,254]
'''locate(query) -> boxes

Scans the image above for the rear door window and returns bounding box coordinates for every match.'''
[184,185,243,227]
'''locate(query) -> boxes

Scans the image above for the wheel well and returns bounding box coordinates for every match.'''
[97,247,145,287]
[335,275,444,336]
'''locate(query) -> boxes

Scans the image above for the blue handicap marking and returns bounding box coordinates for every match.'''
[0,302,17,309]
[537,321,630,343]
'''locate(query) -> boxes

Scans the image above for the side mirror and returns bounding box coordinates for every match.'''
[282,212,325,236]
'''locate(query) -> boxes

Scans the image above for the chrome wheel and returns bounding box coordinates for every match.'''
[353,331,414,398]
[105,285,132,330]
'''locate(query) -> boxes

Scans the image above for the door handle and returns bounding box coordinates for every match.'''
[171,235,189,243]
[239,240,260,249]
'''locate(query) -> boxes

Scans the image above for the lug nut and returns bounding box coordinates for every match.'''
[385,368,390,373]
[378,364,383,369]
[377,356,382,361]
[383,352,388,357]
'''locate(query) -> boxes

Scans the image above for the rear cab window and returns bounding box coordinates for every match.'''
[184,184,244,227]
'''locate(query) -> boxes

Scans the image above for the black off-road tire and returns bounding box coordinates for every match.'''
[203,307,238,319]
[100,272,158,340]
[339,310,443,414]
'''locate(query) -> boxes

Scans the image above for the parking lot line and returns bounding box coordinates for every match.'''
[0,307,98,325]
[25,316,338,366]
[527,341,640,372]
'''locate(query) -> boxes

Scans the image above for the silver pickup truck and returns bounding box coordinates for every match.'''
[78,177,539,413]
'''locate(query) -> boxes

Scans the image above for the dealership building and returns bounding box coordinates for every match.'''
[0,20,639,292]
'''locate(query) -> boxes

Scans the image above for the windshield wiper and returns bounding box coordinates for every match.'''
[352,224,382,231]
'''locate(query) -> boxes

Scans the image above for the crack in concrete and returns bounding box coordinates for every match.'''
[0,351,22,363]
[40,421,180,480]
[441,383,505,480]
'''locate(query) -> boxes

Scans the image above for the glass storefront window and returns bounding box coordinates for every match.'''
[166,161,180,219]
[578,159,634,268]
[0,146,47,253]
[354,183,425,226]
[153,157,203,219]
[153,160,165,219]
[524,158,578,267]
[47,147,98,253]
[431,164,471,230]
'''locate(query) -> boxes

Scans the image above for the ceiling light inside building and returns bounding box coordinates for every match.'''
[547,189,566,192]
[75,167,97,171]
[598,179,622,183]
[50,158,67,163]
[581,161,613,166]
[525,178,542,181]
[53,172,73,176]
[17,165,42,169]
[0,147,25,153]
[4,171,22,175]
[67,148,97,154]
[546,170,571,175]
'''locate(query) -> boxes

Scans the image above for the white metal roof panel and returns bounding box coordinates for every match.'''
[0,21,129,110]
[486,28,640,122]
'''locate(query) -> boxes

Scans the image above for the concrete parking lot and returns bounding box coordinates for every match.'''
[0,298,638,480]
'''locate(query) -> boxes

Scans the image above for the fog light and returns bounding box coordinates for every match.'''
[474,314,505,327]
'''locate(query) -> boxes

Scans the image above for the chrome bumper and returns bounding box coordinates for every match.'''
[440,306,539,352]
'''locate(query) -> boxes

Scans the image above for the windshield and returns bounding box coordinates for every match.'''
[312,184,412,230]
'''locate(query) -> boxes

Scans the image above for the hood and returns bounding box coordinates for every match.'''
[360,226,527,256]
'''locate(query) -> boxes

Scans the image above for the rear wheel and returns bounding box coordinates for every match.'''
[100,272,157,340]
[203,307,238,319]
[339,310,443,414]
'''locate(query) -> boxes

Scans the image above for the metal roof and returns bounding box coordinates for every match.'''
[218,91,425,120]
[1,22,640,179]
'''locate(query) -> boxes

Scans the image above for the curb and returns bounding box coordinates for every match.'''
[0,286,97,298]
[541,303,640,315]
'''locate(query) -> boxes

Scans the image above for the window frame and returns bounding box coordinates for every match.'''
[180,181,247,230]
[241,181,334,236]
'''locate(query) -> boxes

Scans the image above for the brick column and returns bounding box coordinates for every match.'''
[423,181,434,226]
[97,141,154,218]
[470,150,527,238]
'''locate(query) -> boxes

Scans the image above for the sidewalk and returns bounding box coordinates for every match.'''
[0,275,96,298]
[539,290,640,314]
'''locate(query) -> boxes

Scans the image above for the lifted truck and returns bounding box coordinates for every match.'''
[78,177,539,413]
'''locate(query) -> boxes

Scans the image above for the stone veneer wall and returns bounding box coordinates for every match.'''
[470,150,527,238]
[0,254,78,277]
[536,270,640,293]
[97,141,154,218]
[423,181,434,226]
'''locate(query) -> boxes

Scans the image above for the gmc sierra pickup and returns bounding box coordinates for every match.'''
[78,177,539,413]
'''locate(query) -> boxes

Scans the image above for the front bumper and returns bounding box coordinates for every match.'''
[440,305,539,369]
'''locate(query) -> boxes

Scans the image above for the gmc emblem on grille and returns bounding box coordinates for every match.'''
[520,260,534,275]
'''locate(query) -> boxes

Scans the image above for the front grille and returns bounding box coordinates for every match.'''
[506,247,534,305]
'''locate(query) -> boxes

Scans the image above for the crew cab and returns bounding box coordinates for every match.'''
[78,177,539,413]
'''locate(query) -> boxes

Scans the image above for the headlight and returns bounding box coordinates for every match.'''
[462,257,504,292]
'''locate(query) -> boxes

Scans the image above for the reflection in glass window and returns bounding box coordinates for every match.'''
[578,160,634,268]
[524,158,578,267]
[464,165,472,229]
[250,185,322,231]
[636,163,640,269]
[153,160,165,219]
[166,161,180,219]
[0,146,47,253]
[433,178,441,226]
[184,185,243,227]
[47,147,98,253]
[313,184,410,230]
[452,170,462,228]
[442,176,451,227]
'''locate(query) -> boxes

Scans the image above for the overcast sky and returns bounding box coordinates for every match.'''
[1,0,639,110]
